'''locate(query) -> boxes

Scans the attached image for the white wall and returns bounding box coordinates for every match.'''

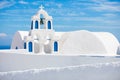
[11,31,28,49]
[0,51,120,72]
[1,61,120,80]
[60,30,119,55]
[117,44,120,55]
[93,32,119,54]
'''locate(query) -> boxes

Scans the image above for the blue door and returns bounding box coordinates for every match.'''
[29,42,32,52]
[48,21,51,29]
[16,47,18,49]
[24,42,26,49]
[35,21,38,29]
[54,41,58,52]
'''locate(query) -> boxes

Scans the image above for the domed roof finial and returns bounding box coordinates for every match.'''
[39,5,44,10]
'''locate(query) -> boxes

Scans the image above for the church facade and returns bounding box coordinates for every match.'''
[24,5,58,53]
[11,5,120,55]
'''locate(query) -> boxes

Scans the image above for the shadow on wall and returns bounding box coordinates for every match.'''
[117,45,120,55]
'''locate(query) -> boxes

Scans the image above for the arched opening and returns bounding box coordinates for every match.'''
[28,42,32,52]
[31,21,33,30]
[40,14,44,29]
[16,46,18,49]
[48,21,51,29]
[54,41,58,52]
[40,14,44,19]
[24,42,26,49]
[35,20,38,29]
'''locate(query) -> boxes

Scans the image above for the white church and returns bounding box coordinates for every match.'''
[11,5,120,55]
[1,5,120,72]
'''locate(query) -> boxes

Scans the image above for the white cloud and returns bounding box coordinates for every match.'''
[0,1,15,9]
[67,13,78,16]
[71,0,120,12]
[91,0,120,12]
[0,33,7,37]
[102,13,117,17]
[19,1,29,5]
[45,1,63,8]
[79,12,86,15]
[56,3,62,8]
[57,17,103,22]
[32,2,39,5]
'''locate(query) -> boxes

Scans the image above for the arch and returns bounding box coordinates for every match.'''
[40,14,44,19]
[38,9,49,18]
[28,42,32,52]
[11,31,29,49]
[48,21,51,29]
[54,41,58,52]
[40,14,44,29]
[24,42,26,49]
[15,46,18,49]
[35,20,38,29]
[31,21,33,30]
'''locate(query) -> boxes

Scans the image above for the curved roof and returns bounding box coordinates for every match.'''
[11,31,29,49]
[93,32,119,54]
[60,30,119,55]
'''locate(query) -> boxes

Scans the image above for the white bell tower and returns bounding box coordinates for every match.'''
[31,5,53,30]
[24,5,55,54]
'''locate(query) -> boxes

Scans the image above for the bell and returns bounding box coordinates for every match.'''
[40,18,44,25]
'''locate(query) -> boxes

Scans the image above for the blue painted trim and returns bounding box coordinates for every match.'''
[24,42,26,49]
[16,47,18,49]
[31,21,33,30]
[48,21,51,29]
[28,42,32,52]
[54,41,58,52]
[35,21,38,29]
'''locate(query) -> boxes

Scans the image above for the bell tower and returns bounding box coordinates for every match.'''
[25,5,55,53]
[31,5,53,30]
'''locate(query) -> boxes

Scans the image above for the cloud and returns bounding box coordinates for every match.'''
[32,2,39,5]
[70,0,120,12]
[0,33,7,37]
[0,1,15,9]
[19,1,29,5]
[56,3,62,8]
[102,13,117,17]
[44,1,63,8]
[90,0,120,12]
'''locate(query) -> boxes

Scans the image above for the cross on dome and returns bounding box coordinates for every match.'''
[39,5,44,10]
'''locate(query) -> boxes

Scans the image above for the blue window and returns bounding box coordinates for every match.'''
[54,41,58,52]
[28,42,32,52]
[35,21,38,29]
[16,47,18,49]
[24,42,26,49]
[48,21,51,29]
[31,21,33,30]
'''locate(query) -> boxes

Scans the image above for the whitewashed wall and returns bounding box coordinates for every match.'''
[11,31,28,49]
[0,51,120,72]
[60,30,119,55]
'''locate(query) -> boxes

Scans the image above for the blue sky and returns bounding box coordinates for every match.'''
[0,0,120,46]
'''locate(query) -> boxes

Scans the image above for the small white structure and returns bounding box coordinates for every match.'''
[11,5,120,55]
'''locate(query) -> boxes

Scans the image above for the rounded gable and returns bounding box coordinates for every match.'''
[11,31,28,49]
[60,30,119,55]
